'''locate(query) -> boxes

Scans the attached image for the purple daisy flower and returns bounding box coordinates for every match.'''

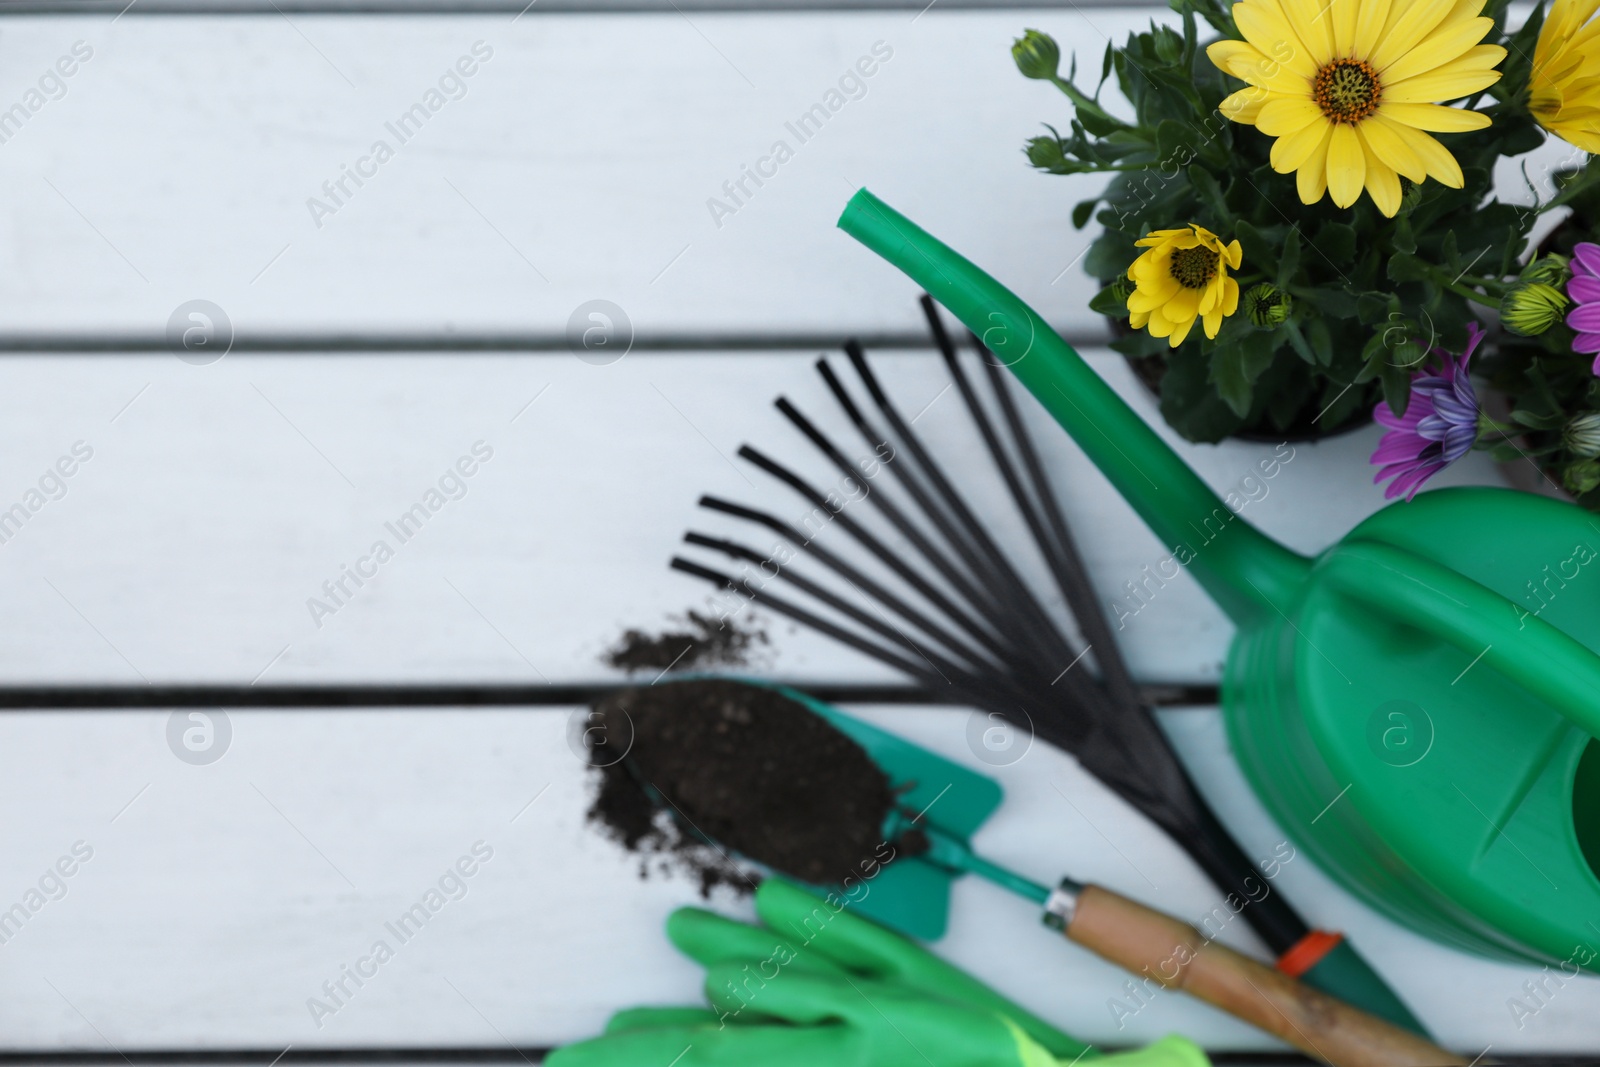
[1370,323,1485,501]
[1567,242,1600,373]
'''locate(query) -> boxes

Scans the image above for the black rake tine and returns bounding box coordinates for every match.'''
[669,556,947,687]
[843,337,1102,700]
[922,301,1095,670]
[683,531,998,678]
[669,557,1082,757]
[774,395,1017,632]
[845,331,1069,651]
[977,344,1146,715]
[902,308,1177,767]
[810,359,1028,640]
[675,340,1324,959]
[680,529,1054,716]
[816,355,988,569]
[961,338,1318,952]
[695,494,1014,677]
[814,357,874,432]
[732,445,1026,668]
[951,335,1188,783]
[841,340,1072,674]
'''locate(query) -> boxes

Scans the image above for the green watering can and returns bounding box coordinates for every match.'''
[836,188,1600,970]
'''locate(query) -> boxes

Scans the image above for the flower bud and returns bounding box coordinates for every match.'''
[1243,283,1291,328]
[1152,27,1183,64]
[1564,413,1600,459]
[1565,458,1600,495]
[1012,30,1061,81]
[1025,135,1069,172]
[1521,253,1571,286]
[1501,281,1570,336]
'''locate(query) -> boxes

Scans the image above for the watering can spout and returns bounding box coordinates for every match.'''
[838,188,1311,626]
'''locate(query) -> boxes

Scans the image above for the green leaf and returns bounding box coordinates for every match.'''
[1378,358,1413,416]
[1155,120,1197,171]
[1088,285,1129,316]
[1311,222,1357,266]
[1359,328,1389,369]
[1076,104,1127,139]
[1357,291,1395,324]
[1305,316,1333,366]
[1283,320,1317,364]
[1293,286,1361,317]
[1511,409,1566,430]
[1188,163,1229,220]
[1110,329,1170,360]
[1498,119,1545,159]
[1210,329,1278,417]
[1276,226,1301,288]
[1050,75,1129,137]
[1072,198,1099,229]
[1387,252,1432,283]
[1440,228,1460,270]
[1392,215,1417,255]
[1249,344,1318,430]
[1158,346,1246,442]
[1084,232,1133,283]
[1546,161,1600,214]
[1390,339,1426,372]
[1485,441,1522,463]
[1152,24,1184,64]
[1315,376,1368,432]
[1233,219,1275,271]
[1179,1,1198,70]
[1499,2,1546,95]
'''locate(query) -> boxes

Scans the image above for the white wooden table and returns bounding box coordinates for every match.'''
[0,2,1594,1062]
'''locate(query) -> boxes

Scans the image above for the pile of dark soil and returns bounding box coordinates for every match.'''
[603,611,766,673]
[586,678,903,896]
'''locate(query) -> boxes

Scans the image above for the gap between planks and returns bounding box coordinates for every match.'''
[0,330,1111,354]
[0,682,1221,709]
[0,0,1174,14]
[0,1049,1585,1066]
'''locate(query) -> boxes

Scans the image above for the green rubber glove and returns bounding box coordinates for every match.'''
[551,969,1208,1067]
[669,878,1086,1056]
[548,879,1211,1067]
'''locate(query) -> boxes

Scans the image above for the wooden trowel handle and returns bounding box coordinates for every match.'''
[1064,885,1466,1067]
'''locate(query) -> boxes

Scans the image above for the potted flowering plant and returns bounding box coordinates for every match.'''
[1013,0,1600,478]
[1477,224,1600,505]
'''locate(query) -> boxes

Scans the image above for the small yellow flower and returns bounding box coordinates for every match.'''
[1206,0,1504,217]
[1126,226,1243,347]
[1531,0,1600,152]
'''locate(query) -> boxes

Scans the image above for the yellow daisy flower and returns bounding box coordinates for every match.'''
[1531,0,1600,152]
[1206,0,1506,217]
[1126,225,1243,347]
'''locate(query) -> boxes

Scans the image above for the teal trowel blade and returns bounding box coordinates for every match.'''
[779,685,1004,940]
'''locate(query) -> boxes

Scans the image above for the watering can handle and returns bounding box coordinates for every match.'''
[1321,539,1600,740]
[836,188,1311,626]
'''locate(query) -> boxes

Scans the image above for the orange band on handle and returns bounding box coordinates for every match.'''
[1278,929,1344,978]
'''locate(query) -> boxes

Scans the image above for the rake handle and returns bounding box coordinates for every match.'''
[1064,886,1463,1067]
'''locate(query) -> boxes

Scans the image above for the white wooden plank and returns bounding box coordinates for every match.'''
[0,704,1592,1052]
[0,0,1172,11]
[0,349,1510,686]
[0,9,1130,339]
[0,8,1570,342]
